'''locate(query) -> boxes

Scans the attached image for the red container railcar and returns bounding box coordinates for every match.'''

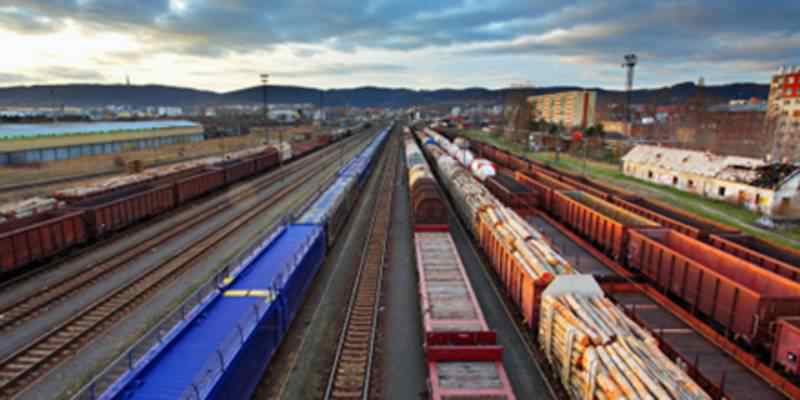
[627,228,800,346]
[551,191,658,261]
[77,185,176,237]
[222,158,257,184]
[0,210,88,273]
[709,233,800,283]
[174,168,227,204]
[247,148,280,174]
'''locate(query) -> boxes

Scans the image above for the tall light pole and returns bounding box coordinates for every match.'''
[622,54,637,137]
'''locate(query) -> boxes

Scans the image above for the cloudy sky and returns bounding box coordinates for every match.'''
[0,1,797,92]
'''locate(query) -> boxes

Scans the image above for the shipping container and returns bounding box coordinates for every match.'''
[0,210,87,273]
[174,168,226,204]
[709,233,800,283]
[627,228,800,345]
[77,184,176,237]
[552,191,658,261]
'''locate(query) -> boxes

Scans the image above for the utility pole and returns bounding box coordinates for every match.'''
[622,54,638,137]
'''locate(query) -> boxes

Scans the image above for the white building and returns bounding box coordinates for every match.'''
[622,145,800,221]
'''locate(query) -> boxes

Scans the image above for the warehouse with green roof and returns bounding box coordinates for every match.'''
[0,120,204,165]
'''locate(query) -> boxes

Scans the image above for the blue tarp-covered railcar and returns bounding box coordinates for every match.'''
[102,224,326,400]
[297,176,358,246]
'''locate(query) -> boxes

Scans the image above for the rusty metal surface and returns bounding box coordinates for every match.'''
[324,135,398,400]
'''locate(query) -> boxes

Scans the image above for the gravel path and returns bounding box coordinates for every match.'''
[381,146,426,399]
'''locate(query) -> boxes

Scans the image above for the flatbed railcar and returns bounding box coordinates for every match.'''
[415,229,516,400]
[406,134,516,399]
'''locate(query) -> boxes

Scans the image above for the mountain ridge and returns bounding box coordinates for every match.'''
[0,82,769,108]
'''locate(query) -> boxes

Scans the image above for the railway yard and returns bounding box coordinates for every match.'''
[2,120,800,400]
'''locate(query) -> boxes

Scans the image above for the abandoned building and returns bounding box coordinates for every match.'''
[622,145,800,221]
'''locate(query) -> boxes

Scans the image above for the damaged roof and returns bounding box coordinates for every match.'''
[622,145,799,188]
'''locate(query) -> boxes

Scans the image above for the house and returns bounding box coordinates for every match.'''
[621,145,800,222]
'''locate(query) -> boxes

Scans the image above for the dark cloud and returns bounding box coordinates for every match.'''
[2,1,799,78]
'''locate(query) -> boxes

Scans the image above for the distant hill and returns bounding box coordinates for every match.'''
[0,82,769,108]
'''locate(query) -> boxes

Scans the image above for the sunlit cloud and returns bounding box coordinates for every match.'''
[0,1,795,91]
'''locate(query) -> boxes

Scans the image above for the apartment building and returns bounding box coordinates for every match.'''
[528,90,597,128]
[767,66,800,162]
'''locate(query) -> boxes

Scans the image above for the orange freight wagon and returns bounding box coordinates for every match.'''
[552,191,658,261]
[709,233,800,283]
[628,228,800,346]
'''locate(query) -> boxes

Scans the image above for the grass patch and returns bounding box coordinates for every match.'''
[459,129,800,249]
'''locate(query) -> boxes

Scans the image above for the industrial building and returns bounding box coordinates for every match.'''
[767,65,800,162]
[0,120,204,165]
[622,145,800,221]
[527,90,597,128]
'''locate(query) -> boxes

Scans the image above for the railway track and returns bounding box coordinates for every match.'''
[0,132,371,332]
[323,135,399,400]
[0,132,377,400]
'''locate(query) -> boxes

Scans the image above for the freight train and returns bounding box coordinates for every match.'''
[405,133,516,399]
[411,126,709,400]
[76,124,394,400]
[442,129,800,385]
[0,127,366,278]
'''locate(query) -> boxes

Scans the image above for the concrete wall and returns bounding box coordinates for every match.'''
[0,132,205,165]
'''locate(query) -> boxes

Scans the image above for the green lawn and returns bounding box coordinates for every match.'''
[459,129,800,249]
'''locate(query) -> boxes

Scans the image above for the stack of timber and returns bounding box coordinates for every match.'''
[0,197,64,220]
[539,276,710,400]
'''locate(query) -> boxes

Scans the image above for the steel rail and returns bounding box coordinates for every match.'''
[323,134,398,400]
[0,132,370,332]
[0,132,377,400]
